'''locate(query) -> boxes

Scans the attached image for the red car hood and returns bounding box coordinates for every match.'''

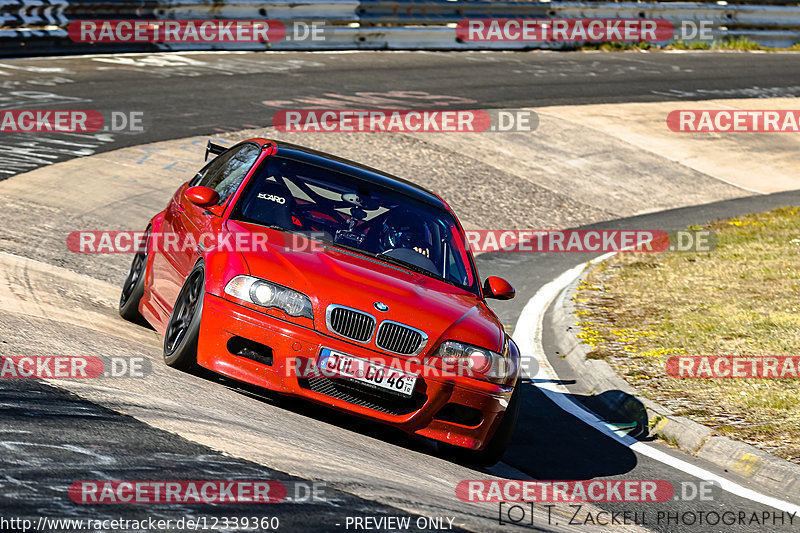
[227,221,504,353]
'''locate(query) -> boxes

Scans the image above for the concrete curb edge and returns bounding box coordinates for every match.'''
[548,261,800,498]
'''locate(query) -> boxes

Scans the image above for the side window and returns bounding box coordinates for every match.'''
[191,150,233,188]
[192,144,261,204]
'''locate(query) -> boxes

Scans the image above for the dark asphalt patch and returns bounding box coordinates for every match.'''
[0,376,471,532]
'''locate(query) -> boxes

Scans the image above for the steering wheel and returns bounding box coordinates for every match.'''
[381,248,440,274]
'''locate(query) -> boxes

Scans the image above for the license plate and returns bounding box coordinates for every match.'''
[318,348,417,397]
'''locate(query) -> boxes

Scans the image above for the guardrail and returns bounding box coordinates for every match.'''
[2,0,800,57]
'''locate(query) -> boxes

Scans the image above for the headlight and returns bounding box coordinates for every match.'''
[224,275,313,319]
[434,340,512,383]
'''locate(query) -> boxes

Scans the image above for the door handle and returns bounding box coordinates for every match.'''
[176,204,185,213]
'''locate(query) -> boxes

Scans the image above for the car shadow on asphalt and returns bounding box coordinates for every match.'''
[503,383,640,479]
[194,367,642,480]
[196,367,441,455]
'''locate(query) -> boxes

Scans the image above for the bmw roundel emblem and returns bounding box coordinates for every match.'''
[374,302,389,312]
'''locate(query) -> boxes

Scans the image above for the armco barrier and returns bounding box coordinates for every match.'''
[544,2,800,28]
[0,1,359,28]
[357,0,800,26]
[152,0,359,23]
[2,0,800,56]
[7,24,800,55]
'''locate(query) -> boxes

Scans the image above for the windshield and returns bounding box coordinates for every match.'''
[231,156,477,292]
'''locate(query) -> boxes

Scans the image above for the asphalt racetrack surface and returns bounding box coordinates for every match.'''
[1,51,800,177]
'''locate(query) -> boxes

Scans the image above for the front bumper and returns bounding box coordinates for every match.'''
[197,293,512,450]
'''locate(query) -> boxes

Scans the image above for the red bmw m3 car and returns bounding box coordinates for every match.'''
[119,139,521,465]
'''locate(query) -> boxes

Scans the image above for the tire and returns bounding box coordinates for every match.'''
[119,232,149,325]
[451,380,522,467]
[163,262,205,371]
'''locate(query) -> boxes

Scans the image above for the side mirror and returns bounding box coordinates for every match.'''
[185,186,219,208]
[483,276,515,300]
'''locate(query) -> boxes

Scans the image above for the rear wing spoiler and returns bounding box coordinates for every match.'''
[205,141,227,161]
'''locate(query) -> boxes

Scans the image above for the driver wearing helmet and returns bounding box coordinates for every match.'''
[380,210,432,258]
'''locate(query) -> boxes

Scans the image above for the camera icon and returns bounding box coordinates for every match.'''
[498,502,534,526]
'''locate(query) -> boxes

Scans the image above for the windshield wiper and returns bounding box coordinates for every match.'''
[375,253,432,276]
[375,253,471,291]
[239,221,311,237]
[312,241,425,275]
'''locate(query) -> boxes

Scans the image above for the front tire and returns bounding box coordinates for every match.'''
[163,263,205,371]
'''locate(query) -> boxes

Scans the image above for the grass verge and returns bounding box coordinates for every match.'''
[578,38,800,52]
[574,207,800,464]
